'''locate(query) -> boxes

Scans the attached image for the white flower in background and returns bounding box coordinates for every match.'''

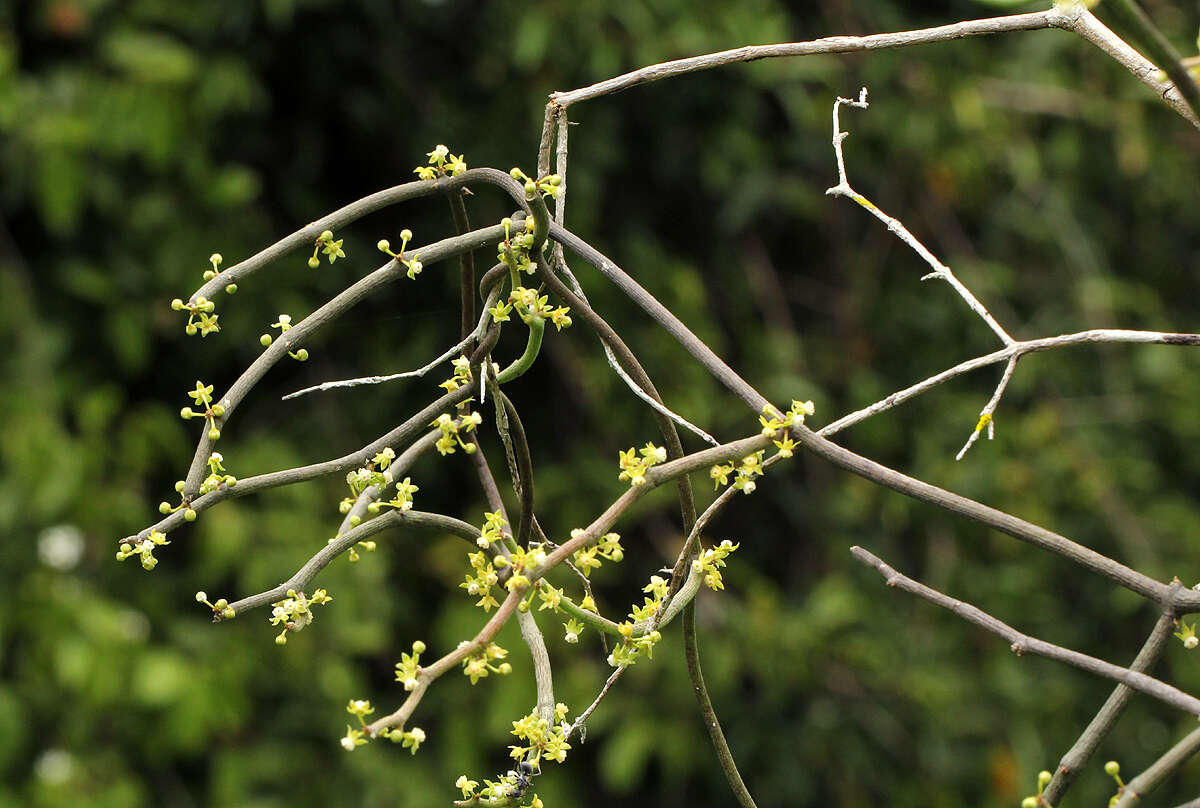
[37,524,84,571]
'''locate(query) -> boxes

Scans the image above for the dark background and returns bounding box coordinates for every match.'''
[3,0,1200,806]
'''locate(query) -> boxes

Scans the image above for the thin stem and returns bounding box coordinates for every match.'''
[495,389,535,546]
[826,89,1014,346]
[550,223,770,413]
[281,334,474,401]
[955,355,1018,461]
[553,253,719,447]
[851,546,1200,716]
[683,602,759,808]
[447,188,477,340]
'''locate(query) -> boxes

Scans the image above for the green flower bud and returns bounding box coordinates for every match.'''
[203,270,216,281]
[208,427,221,441]
[120,543,133,554]
[1105,761,1120,777]
[224,283,238,294]
[412,640,426,654]
[509,168,523,180]
[171,298,184,310]
[195,591,208,602]
[174,480,186,493]
[159,501,172,514]
[308,256,320,269]
[320,230,333,242]
[180,407,194,419]
[224,476,237,487]
[210,253,223,266]
[377,239,390,252]
[222,607,236,619]
[1038,771,1052,789]
[260,334,273,347]
[366,502,380,514]
[275,633,288,645]
[214,598,228,610]
[211,404,225,416]
[1021,799,1038,808]
[184,508,197,521]
[185,323,198,335]
[400,228,413,242]
[498,662,512,675]
[294,348,309,361]
[349,515,361,527]
[518,599,529,613]
[523,180,537,199]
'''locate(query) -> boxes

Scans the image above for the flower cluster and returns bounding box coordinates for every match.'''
[493,215,539,277]
[758,399,815,457]
[377,228,423,279]
[393,640,427,691]
[571,530,623,576]
[461,642,511,685]
[269,588,332,645]
[461,549,501,611]
[197,452,237,495]
[413,144,467,181]
[179,380,225,441]
[475,510,508,548]
[617,442,667,486]
[170,294,219,337]
[490,285,572,331]
[607,576,668,668]
[710,450,765,494]
[692,539,739,591]
[509,166,562,201]
[508,703,572,765]
[495,543,547,593]
[199,252,238,295]
[439,356,473,392]
[258,314,308,360]
[432,411,482,455]
[195,590,236,620]
[116,529,169,570]
[308,229,344,268]
[455,773,543,807]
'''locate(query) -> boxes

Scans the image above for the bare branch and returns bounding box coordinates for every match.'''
[550,12,1058,107]
[819,329,1200,438]
[825,89,1014,346]
[851,546,1200,716]
[281,334,475,401]
[1043,610,1178,805]
[795,425,1199,609]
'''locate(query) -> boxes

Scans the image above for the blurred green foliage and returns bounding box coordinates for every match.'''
[3,0,1200,806]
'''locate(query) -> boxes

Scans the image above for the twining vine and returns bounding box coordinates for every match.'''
[122,2,1200,806]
